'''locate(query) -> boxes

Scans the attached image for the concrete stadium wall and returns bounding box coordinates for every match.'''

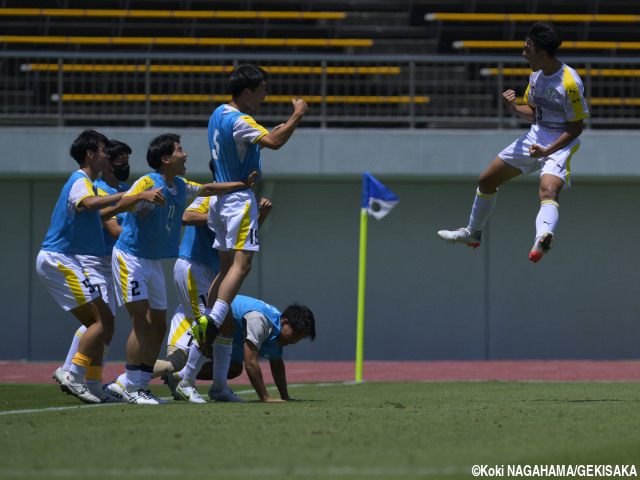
[1,127,639,363]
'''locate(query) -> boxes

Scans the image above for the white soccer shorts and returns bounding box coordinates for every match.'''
[498,124,581,187]
[173,257,217,320]
[208,190,259,252]
[111,247,167,309]
[36,250,100,311]
[76,254,116,315]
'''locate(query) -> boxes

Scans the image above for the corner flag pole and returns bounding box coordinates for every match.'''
[355,207,368,382]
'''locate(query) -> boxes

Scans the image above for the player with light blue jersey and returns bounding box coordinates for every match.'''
[163,294,315,403]
[115,171,194,260]
[111,133,259,405]
[41,170,106,257]
[229,295,282,361]
[52,140,134,403]
[208,104,266,183]
[36,130,134,405]
[438,22,588,264]
[194,63,308,365]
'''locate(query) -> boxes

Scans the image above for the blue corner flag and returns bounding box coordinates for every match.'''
[356,173,399,381]
[361,172,399,220]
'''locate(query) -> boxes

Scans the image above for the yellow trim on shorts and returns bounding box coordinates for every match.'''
[169,318,192,347]
[116,253,129,303]
[57,261,88,306]
[186,266,201,319]
[234,201,252,249]
[566,143,580,185]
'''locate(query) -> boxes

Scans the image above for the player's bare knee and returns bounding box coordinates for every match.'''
[477,174,498,194]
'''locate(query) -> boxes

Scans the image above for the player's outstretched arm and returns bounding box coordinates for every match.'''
[199,169,261,197]
[244,341,285,402]
[269,358,291,401]
[100,186,165,219]
[256,98,308,150]
[182,209,208,226]
[79,191,126,212]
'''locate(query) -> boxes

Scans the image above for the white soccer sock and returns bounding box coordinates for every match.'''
[535,200,559,239]
[212,336,233,389]
[467,188,498,232]
[209,300,230,328]
[180,342,207,386]
[125,365,142,392]
[115,372,128,390]
[62,326,86,371]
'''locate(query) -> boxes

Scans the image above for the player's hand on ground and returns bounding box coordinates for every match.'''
[292,98,309,116]
[263,397,287,403]
[142,187,165,206]
[502,89,517,110]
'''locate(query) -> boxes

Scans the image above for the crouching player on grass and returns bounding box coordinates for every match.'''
[158,295,316,403]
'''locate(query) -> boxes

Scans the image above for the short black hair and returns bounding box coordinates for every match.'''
[282,304,316,341]
[147,133,180,170]
[526,21,563,57]
[106,139,132,161]
[227,64,268,98]
[69,129,108,165]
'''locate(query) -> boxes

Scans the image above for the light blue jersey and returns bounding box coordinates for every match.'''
[208,104,268,183]
[95,177,129,254]
[178,197,220,272]
[115,173,195,259]
[41,171,105,256]
[231,295,283,362]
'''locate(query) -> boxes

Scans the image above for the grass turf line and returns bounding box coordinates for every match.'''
[0,381,639,479]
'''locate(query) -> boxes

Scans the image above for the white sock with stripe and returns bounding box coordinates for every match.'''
[62,326,86,372]
[179,342,207,386]
[467,188,498,233]
[535,200,559,239]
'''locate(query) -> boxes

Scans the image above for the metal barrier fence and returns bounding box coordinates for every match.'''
[1,52,638,129]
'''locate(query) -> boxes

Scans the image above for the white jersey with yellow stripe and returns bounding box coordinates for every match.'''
[523,63,589,133]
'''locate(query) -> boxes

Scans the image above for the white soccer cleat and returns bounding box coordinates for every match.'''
[438,228,482,248]
[87,382,121,403]
[66,381,102,404]
[529,231,554,263]
[52,367,70,392]
[176,381,207,404]
[122,388,167,405]
[209,385,245,403]
[104,380,126,400]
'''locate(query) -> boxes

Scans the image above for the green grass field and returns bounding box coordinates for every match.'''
[1,381,639,479]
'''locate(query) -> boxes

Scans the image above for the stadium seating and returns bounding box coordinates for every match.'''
[21,63,401,76]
